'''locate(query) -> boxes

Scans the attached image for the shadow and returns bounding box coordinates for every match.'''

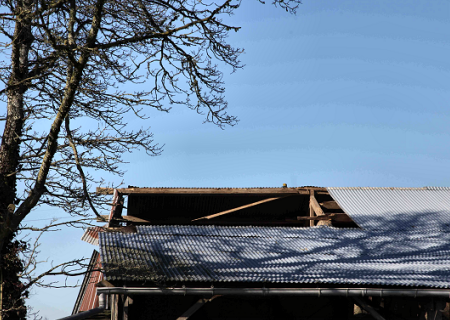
[99,217,450,288]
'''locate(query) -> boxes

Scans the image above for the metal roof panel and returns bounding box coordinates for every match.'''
[99,225,450,288]
[327,187,450,231]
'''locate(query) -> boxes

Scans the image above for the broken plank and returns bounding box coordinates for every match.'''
[319,201,341,210]
[192,196,290,221]
[98,215,150,223]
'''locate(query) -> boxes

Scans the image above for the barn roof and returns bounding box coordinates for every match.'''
[99,224,450,288]
[91,186,450,289]
[328,187,450,231]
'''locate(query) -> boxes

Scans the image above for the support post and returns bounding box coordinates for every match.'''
[122,295,130,320]
[111,294,119,320]
[309,190,315,227]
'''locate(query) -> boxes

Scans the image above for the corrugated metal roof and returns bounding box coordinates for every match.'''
[327,187,450,231]
[99,225,450,288]
[81,226,105,246]
[72,251,102,314]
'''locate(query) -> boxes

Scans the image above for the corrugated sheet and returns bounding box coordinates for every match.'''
[81,226,104,246]
[99,225,450,288]
[72,251,102,314]
[327,187,450,231]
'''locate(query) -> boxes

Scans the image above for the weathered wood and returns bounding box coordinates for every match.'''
[309,193,324,216]
[111,294,119,320]
[177,296,221,320]
[96,187,328,195]
[98,215,150,223]
[123,296,130,320]
[353,297,386,320]
[108,190,123,228]
[319,201,341,210]
[192,196,289,221]
[297,213,352,222]
[309,191,315,227]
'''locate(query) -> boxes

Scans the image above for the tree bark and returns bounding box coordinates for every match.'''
[0,0,34,252]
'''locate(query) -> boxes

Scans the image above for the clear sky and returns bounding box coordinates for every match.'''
[23,0,450,318]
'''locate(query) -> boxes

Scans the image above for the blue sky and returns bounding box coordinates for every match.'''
[24,0,450,318]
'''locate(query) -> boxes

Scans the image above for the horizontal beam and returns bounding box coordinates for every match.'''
[297,213,353,222]
[98,287,450,298]
[98,215,150,223]
[96,187,328,196]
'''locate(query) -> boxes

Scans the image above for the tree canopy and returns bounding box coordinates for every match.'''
[0,0,300,317]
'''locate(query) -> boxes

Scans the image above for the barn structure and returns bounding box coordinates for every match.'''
[65,186,450,320]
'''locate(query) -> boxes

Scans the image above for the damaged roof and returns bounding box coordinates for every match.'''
[94,186,450,289]
[328,187,450,231]
[99,225,450,288]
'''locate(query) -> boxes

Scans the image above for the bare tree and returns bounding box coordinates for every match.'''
[0,0,301,318]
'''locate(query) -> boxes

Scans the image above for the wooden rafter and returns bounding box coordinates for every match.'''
[97,186,328,195]
[319,201,341,210]
[98,215,149,223]
[192,196,290,221]
[309,190,332,226]
[297,213,352,223]
[309,191,325,216]
[177,296,221,320]
[106,189,126,227]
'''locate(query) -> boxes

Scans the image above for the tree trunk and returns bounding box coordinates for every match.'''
[0,0,33,250]
[0,1,33,319]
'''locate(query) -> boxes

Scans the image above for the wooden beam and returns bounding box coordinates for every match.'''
[309,192,324,216]
[108,190,124,228]
[310,190,332,226]
[111,294,119,320]
[96,187,327,196]
[309,190,315,227]
[319,201,341,210]
[353,297,386,320]
[123,296,131,320]
[192,196,289,221]
[177,296,221,320]
[98,215,150,223]
[297,213,352,222]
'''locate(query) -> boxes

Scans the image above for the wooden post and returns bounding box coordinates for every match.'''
[111,294,119,320]
[310,190,331,226]
[309,190,315,227]
[123,296,130,320]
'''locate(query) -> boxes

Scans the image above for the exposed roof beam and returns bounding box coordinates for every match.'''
[192,196,290,221]
[96,187,327,196]
[309,192,325,216]
[297,213,353,223]
[177,296,221,320]
[98,215,150,223]
[353,297,386,320]
[319,201,341,210]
